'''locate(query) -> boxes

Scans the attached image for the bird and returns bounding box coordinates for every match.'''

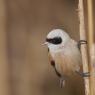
[43,29,89,87]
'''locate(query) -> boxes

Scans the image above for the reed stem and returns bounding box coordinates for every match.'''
[78,0,90,95]
[87,0,95,95]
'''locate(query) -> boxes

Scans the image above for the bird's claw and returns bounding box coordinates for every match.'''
[81,72,90,77]
[78,40,87,49]
[76,71,90,77]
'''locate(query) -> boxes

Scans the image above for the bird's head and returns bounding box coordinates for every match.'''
[44,29,71,52]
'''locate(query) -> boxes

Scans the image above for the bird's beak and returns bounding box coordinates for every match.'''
[42,42,48,45]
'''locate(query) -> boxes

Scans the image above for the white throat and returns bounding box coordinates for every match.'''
[48,44,64,53]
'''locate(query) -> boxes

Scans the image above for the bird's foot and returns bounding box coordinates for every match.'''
[78,40,87,49]
[59,77,66,88]
[75,71,90,77]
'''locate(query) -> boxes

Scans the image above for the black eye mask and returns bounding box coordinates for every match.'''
[46,37,62,45]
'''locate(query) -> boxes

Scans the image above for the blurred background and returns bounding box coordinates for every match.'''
[0,0,95,95]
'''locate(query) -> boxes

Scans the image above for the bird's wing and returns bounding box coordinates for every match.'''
[62,39,82,69]
[70,39,82,63]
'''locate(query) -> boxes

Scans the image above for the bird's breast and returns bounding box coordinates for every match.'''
[54,52,81,76]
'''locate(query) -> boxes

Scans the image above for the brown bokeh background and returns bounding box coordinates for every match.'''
[0,0,95,95]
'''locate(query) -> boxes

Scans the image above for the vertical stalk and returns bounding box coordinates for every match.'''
[87,0,95,95]
[78,0,90,95]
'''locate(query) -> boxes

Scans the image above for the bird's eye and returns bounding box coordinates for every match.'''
[46,37,62,45]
